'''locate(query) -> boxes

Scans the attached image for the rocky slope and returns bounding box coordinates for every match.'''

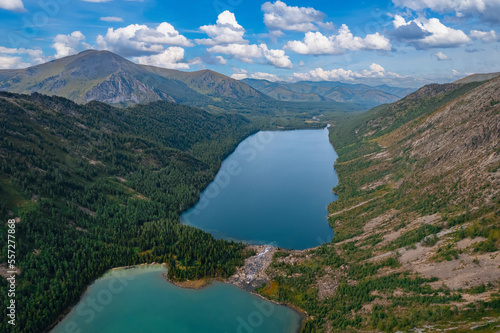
[0,50,266,107]
[259,77,500,332]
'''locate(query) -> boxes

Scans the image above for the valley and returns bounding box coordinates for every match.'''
[0,51,499,333]
[256,76,500,332]
[243,78,415,108]
[2,0,500,331]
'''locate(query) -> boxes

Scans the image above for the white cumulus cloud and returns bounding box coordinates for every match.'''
[392,15,470,49]
[393,0,500,23]
[259,44,292,68]
[96,23,192,57]
[52,31,87,59]
[208,43,292,68]
[0,46,46,65]
[215,56,227,65]
[249,72,281,82]
[261,1,333,32]
[208,44,262,63]
[435,51,450,60]
[230,68,248,80]
[132,47,189,69]
[195,11,246,46]
[293,63,403,82]
[286,25,391,55]
[199,54,227,65]
[0,45,48,68]
[134,23,194,47]
[0,0,25,11]
[470,29,498,42]
[199,11,293,68]
[0,56,29,69]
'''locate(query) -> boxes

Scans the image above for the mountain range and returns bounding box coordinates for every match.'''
[0,50,416,111]
[0,50,266,108]
[243,78,415,107]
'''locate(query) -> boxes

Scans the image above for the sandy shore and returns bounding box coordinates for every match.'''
[161,272,215,290]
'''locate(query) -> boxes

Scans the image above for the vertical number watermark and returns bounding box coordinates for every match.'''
[6,218,17,326]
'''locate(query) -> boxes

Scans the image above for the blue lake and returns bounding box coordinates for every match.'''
[52,265,302,333]
[181,128,338,250]
[52,129,337,333]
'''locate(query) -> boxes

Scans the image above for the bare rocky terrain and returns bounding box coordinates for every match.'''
[258,77,500,332]
[227,245,276,291]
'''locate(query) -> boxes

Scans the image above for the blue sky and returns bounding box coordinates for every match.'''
[0,0,499,87]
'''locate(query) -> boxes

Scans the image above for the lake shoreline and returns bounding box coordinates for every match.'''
[46,262,162,333]
[162,268,308,320]
[161,271,214,290]
[52,262,306,333]
[165,277,308,333]
[49,128,338,333]
[160,244,309,333]
[225,244,310,331]
[179,128,337,250]
[245,288,308,332]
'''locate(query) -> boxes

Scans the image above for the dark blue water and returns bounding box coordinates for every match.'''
[181,128,338,250]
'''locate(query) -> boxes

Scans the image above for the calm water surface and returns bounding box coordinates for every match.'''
[181,128,338,249]
[53,129,336,333]
[52,265,302,333]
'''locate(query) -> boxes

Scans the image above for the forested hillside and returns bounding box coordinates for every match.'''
[260,78,500,332]
[0,92,256,332]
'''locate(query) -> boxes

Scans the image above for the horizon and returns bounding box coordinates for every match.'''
[2,48,467,89]
[0,1,499,88]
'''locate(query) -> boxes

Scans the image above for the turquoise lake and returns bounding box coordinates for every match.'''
[52,265,302,333]
[181,128,338,250]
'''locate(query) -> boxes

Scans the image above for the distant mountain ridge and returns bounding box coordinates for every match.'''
[242,78,415,107]
[0,50,267,107]
[144,66,263,99]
